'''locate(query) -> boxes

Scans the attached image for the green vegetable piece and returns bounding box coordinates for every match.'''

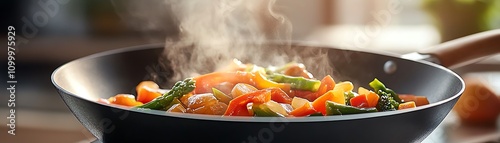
[326,101,377,115]
[369,78,402,103]
[212,88,232,104]
[344,91,357,106]
[252,103,285,117]
[164,98,182,110]
[376,90,399,111]
[267,73,321,92]
[135,78,195,110]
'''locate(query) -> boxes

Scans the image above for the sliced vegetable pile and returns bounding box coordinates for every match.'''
[98,59,430,117]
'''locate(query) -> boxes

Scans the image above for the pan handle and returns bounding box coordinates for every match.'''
[418,29,500,68]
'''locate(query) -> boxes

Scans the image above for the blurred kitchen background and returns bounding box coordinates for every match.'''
[1,0,499,142]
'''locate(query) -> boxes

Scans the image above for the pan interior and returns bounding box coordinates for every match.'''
[51,43,464,121]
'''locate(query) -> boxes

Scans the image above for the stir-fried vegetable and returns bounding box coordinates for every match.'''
[376,90,399,111]
[267,73,321,92]
[224,89,271,116]
[135,81,163,103]
[101,60,430,117]
[108,94,143,107]
[253,100,289,117]
[134,78,195,110]
[369,78,403,103]
[326,101,377,115]
[344,91,356,106]
[212,88,232,104]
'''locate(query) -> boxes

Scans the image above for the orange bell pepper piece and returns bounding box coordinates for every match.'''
[136,81,162,103]
[399,94,429,106]
[307,75,336,101]
[108,94,143,107]
[289,102,316,117]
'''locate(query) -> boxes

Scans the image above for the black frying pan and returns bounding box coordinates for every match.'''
[52,29,500,143]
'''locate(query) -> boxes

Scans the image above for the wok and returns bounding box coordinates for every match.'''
[52,29,500,143]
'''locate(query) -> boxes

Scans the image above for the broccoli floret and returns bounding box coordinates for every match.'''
[376,90,399,111]
[344,91,357,106]
[369,78,403,103]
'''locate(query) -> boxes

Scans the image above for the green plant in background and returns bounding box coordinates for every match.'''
[421,0,499,42]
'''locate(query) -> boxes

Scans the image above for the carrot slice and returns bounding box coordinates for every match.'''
[136,81,162,103]
[267,87,293,104]
[109,94,143,107]
[193,71,255,94]
[414,96,430,106]
[289,102,316,117]
[254,72,291,92]
[398,101,416,110]
[399,94,429,106]
[358,87,371,95]
[311,89,344,115]
[307,75,336,101]
[365,91,380,107]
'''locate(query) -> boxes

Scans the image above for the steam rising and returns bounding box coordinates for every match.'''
[157,0,332,82]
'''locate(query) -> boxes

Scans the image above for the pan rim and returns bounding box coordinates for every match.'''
[51,42,465,123]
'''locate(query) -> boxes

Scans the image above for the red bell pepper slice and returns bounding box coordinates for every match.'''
[193,71,255,94]
[399,94,429,106]
[266,87,292,104]
[223,90,271,116]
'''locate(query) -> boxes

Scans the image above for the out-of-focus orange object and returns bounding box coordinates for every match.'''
[453,75,500,126]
